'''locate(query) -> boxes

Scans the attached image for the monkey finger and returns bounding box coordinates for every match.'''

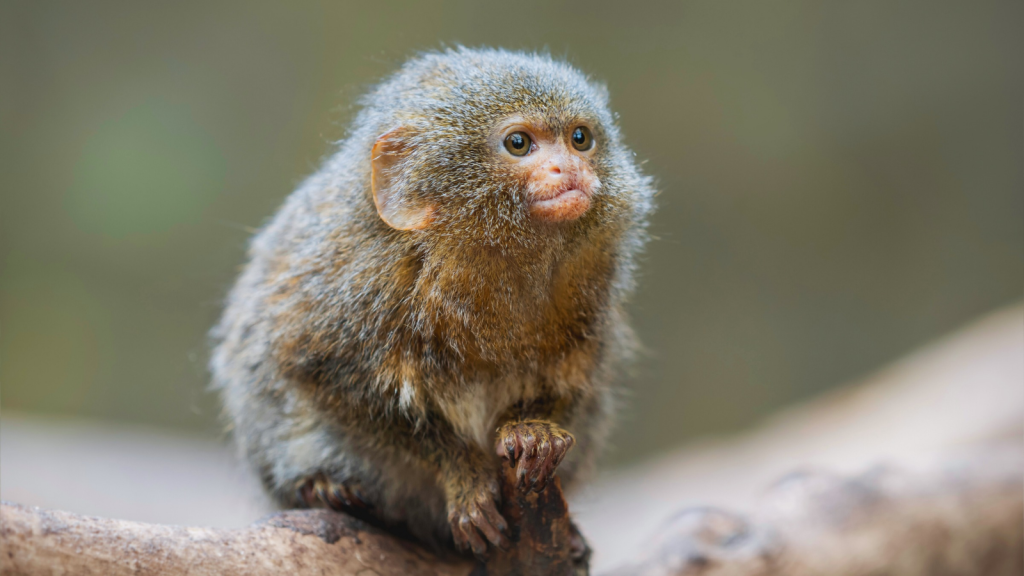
[553,434,575,468]
[469,506,505,549]
[330,486,350,507]
[521,429,538,456]
[334,484,367,509]
[451,520,470,552]
[551,435,567,459]
[538,450,564,492]
[527,461,546,491]
[532,457,558,493]
[315,483,342,510]
[481,500,509,535]
[528,438,553,486]
[515,450,535,487]
[351,487,372,509]
[458,515,488,556]
[500,433,518,464]
[481,497,505,523]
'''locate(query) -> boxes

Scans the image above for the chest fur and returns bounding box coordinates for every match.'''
[433,375,533,448]
[429,340,601,448]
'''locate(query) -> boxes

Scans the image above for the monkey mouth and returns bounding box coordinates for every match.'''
[528,187,592,223]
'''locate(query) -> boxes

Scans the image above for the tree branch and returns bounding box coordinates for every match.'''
[0,502,470,576]
[0,451,587,576]
[607,441,1023,576]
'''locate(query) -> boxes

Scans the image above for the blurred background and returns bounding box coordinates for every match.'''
[1,0,1021,535]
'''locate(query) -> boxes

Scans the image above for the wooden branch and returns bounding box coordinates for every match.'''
[0,458,586,576]
[478,463,589,575]
[606,441,1023,576]
[0,502,471,576]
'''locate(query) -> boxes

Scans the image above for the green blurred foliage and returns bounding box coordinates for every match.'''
[67,99,225,238]
[1,0,1021,464]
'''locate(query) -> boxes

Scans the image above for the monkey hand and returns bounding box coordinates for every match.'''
[445,471,508,556]
[496,419,576,493]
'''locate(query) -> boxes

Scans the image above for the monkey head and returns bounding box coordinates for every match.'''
[362,48,650,252]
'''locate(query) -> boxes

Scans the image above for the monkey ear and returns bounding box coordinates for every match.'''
[371,129,434,230]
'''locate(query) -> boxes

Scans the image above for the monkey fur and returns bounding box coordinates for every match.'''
[210,47,655,555]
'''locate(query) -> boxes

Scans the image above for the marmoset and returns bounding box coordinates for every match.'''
[211,47,654,556]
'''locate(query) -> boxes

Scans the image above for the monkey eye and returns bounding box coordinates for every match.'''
[503,131,532,157]
[571,126,594,151]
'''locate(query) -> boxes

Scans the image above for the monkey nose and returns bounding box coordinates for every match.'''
[543,164,568,185]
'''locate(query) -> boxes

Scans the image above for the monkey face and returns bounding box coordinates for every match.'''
[370,112,614,246]
[494,117,602,224]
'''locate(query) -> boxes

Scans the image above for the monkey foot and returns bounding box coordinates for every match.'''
[496,419,576,493]
[447,477,509,556]
[297,473,372,516]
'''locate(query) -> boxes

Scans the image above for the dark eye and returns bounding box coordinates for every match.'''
[503,131,532,156]
[571,126,594,151]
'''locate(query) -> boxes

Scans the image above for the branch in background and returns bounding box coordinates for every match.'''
[578,304,1024,570]
[607,441,1023,576]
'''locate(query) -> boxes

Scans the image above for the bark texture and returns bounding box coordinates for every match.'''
[0,503,469,576]
[0,459,585,576]
[475,466,588,576]
[607,442,1023,576]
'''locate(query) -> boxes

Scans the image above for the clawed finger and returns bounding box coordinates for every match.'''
[451,517,471,552]
[458,514,488,555]
[449,491,509,556]
[499,421,575,492]
[470,503,508,549]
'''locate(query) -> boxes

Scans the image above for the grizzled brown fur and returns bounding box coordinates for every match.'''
[210,47,655,554]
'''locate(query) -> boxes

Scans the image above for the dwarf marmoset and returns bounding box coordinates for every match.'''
[211,47,654,555]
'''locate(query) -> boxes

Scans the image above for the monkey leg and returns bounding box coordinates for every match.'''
[496,419,576,493]
[442,449,509,556]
